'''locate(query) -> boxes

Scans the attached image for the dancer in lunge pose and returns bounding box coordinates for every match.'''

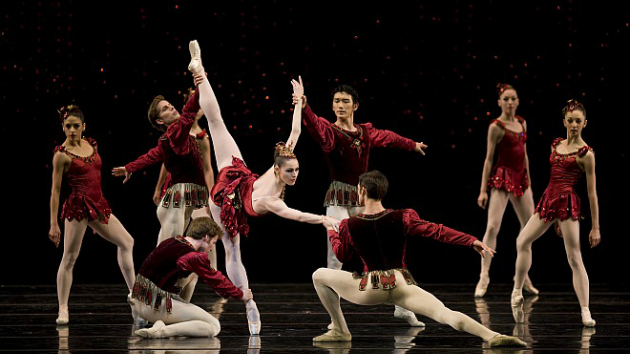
[131,217,252,338]
[49,105,139,325]
[292,81,427,326]
[475,83,538,297]
[312,170,526,347]
[511,100,600,327]
[187,40,339,335]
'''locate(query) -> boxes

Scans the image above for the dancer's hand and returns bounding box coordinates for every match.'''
[589,228,601,248]
[112,167,132,183]
[322,216,339,232]
[477,192,488,209]
[414,142,427,155]
[193,72,206,86]
[153,189,162,206]
[49,225,61,248]
[291,76,304,103]
[473,240,495,258]
[239,286,253,302]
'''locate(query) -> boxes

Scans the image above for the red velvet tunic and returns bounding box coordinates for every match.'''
[55,138,112,224]
[125,90,206,188]
[488,117,529,197]
[133,236,242,312]
[211,157,262,239]
[535,138,593,222]
[302,105,416,206]
[328,209,477,290]
[160,129,211,198]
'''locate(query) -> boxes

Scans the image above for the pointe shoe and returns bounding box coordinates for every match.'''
[474,274,490,298]
[488,334,527,347]
[581,307,596,327]
[56,307,69,325]
[247,301,261,335]
[188,40,203,74]
[511,292,525,323]
[135,320,166,338]
[313,329,352,342]
[394,306,425,327]
[522,276,540,295]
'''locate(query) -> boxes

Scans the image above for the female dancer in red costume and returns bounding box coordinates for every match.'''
[475,84,538,297]
[188,40,338,335]
[314,170,526,347]
[511,100,600,327]
[49,106,137,325]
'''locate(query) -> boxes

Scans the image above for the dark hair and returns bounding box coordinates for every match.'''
[332,84,359,105]
[358,170,388,200]
[562,99,586,118]
[496,83,516,98]
[59,105,84,124]
[186,217,222,240]
[147,95,167,132]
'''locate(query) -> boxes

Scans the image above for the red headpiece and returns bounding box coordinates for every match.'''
[496,83,514,96]
[565,99,582,113]
[58,106,70,123]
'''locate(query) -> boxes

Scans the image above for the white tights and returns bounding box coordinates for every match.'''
[312,268,499,340]
[480,188,534,280]
[514,215,590,307]
[134,298,220,337]
[57,214,135,308]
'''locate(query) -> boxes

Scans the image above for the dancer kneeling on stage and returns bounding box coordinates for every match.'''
[130,217,252,338]
[312,170,526,347]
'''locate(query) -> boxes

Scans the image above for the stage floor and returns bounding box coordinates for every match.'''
[0,283,628,353]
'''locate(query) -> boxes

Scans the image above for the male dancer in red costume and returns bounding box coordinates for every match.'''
[313,170,526,348]
[130,217,252,338]
[112,87,209,301]
[293,83,427,326]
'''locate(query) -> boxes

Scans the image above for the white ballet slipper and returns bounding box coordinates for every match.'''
[394,306,425,327]
[488,334,527,347]
[313,329,352,342]
[134,320,166,338]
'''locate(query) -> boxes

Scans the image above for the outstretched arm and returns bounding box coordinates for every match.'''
[403,209,479,247]
[112,145,164,184]
[261,197,339,230]
[366,123,426,154]
[286,76,304,152]
[582,151,601,248]
[176,252,247,300]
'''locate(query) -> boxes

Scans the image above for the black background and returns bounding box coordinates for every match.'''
[1,1,628,286]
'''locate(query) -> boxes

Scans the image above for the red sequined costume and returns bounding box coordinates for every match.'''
[210,157,261,239]
[487,117,529,197]
[125,90,208,209]
[302,105,416,207]
[328,209,478,290]
[55,138,112,224]
[132,236,243,313]
[535,138,593,222]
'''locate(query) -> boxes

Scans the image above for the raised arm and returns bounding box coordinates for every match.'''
[167,89,200,155]
[581,150,601,248]
[477,123,502,209]
[286,76,304,152]
[49,151,70,247]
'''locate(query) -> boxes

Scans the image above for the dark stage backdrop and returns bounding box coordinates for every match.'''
[1,1,628,286]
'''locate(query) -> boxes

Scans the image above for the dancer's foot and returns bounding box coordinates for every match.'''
[581,307,596,327]
[474,273,490,298]
[188,40,204,75]
[56,305,69,325]
[511,290,525,323]
[488,334,527,347]
[246,300,261,335]
[313,329,352,342]
[522,276,540,295]
[135,320,166,338]
[394,306,425,327]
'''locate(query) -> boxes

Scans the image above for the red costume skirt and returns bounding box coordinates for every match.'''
[211,157,260,239]
[488,166,529,197]
[61,193,112,224]
[535,190,581,222]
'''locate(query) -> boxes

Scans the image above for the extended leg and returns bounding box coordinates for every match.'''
[510,188,539,295]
